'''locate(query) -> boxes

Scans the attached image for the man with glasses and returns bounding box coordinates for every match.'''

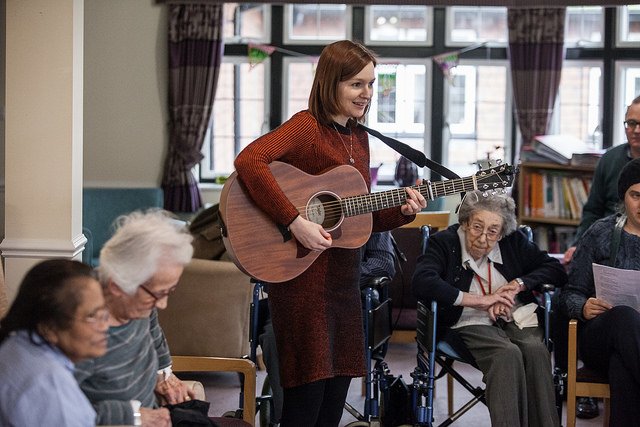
[564,95,640,264]
[75,210,195,427]
[560,95,640,418]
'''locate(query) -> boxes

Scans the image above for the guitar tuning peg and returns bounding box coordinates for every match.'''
[496,159,503,165]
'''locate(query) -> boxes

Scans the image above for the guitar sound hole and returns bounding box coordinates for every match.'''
[307,193,342,230]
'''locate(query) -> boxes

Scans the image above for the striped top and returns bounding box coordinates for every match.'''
[75,309,171,425]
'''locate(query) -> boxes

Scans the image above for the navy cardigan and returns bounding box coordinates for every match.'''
[412,224,568,334]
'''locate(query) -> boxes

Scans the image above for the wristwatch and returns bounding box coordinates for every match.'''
[515,277,525,291]
[130,400,142,426]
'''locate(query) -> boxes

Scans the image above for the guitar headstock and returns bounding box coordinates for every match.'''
[473,160,515,193]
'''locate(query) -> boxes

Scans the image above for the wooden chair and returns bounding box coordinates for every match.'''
[172,356,256,426]
[566,319,610,427]
[389,211,450,344]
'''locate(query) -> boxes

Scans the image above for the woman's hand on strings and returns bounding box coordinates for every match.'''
[401,187,427,216]
[289,215,332,251]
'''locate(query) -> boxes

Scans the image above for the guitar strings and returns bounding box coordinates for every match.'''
[292,172,511,221]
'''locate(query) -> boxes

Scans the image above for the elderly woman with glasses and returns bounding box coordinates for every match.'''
[75,210,195,427]
[412,190,567,427]
[0,259,109,426]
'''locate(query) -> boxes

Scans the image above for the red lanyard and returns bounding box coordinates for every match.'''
[474,262,492,295]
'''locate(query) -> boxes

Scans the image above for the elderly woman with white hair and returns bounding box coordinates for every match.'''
[412,190,567,427]
[75,210,194,427]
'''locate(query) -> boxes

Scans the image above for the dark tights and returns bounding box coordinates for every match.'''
[279,376,352,427]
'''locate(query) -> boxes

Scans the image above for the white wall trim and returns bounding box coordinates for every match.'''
[0,233,87,259]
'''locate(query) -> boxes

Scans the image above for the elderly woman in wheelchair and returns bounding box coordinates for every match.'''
[412,190,567,427]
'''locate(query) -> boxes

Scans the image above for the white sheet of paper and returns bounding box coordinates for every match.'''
[592,263,640,312]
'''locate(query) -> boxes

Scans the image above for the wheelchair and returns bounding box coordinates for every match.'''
[343,276,396,427]
[409,225,565,427]
[248,274,404,427]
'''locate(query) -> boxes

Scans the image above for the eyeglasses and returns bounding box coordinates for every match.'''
[467,223,501,240]
[139,284,177,301]
[624,119,640,130]
[79,307,110,324]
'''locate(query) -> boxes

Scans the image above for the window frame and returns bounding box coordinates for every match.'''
[616,5,640,47]
[223,3,272,44]
[614,60,640,146]
[445,6,508,47]
[199,56,271,183]
[442,58,513,175]
[363,5,434,46]
[283,4,352,45]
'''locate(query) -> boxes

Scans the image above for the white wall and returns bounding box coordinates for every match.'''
[83,0,167,188]
[82,0,221,206]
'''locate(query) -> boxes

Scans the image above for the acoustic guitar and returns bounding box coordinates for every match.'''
[219,161,514,283]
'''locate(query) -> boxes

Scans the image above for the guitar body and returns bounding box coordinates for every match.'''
[220,161,372,283]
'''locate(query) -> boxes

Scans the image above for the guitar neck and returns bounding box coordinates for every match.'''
[341,176,478,217]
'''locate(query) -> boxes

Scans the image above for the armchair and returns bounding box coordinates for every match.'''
[158,258,256,425]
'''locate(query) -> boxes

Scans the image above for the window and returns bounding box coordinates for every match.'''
[364,6,433,45]
[614,62,640,145]
[618,5,640,45]
[200,59,269,180]
[284,4,350,44]
[444,62,510,179]
[565,6,603,46]
[199,4,640,187]
[549,62,603,147]
[223,3,270,43]
[446,7,508,45]
[368,61,431,183]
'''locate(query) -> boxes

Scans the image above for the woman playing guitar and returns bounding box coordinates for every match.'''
[233,40,426,427]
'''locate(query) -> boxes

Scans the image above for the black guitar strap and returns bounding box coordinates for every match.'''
[359,124,460,180]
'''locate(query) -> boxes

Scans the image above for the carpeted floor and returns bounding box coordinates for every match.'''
[178,341,606,426]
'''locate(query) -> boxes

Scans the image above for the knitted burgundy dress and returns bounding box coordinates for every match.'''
[234,111,413,388]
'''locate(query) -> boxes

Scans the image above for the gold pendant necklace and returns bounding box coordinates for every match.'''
[332,123,355,164]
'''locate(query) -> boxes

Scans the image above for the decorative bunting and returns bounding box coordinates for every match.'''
[248,43,276,69]
[432,42,487,85]
[432,51,460,84]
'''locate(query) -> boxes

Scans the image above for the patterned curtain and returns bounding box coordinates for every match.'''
[508,8,565,160]
[161,4,223,213]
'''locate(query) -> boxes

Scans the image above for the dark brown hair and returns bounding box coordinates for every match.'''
[0,259,94,344]
[308,40,377,126]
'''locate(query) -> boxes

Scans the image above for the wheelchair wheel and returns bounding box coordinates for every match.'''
[222,409,242,418]
[259,376,276,427]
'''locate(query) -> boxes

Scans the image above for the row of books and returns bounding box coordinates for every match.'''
[521,171,592,220]
[532,225,577,253]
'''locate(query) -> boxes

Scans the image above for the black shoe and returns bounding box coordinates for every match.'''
[576,397,599,419]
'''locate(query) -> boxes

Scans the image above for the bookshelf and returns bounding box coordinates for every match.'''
[517,161,596,253]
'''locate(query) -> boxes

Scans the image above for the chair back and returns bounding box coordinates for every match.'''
[388,211,450,341]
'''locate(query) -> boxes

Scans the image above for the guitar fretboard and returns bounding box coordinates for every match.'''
[340,170,510,217]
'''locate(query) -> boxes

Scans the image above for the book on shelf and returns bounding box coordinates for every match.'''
[532,225,576,253]
[521,170,591,221]
[530,134,603,165]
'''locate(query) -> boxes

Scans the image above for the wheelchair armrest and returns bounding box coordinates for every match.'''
[541,283,555,293]
[360,276,391,291]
